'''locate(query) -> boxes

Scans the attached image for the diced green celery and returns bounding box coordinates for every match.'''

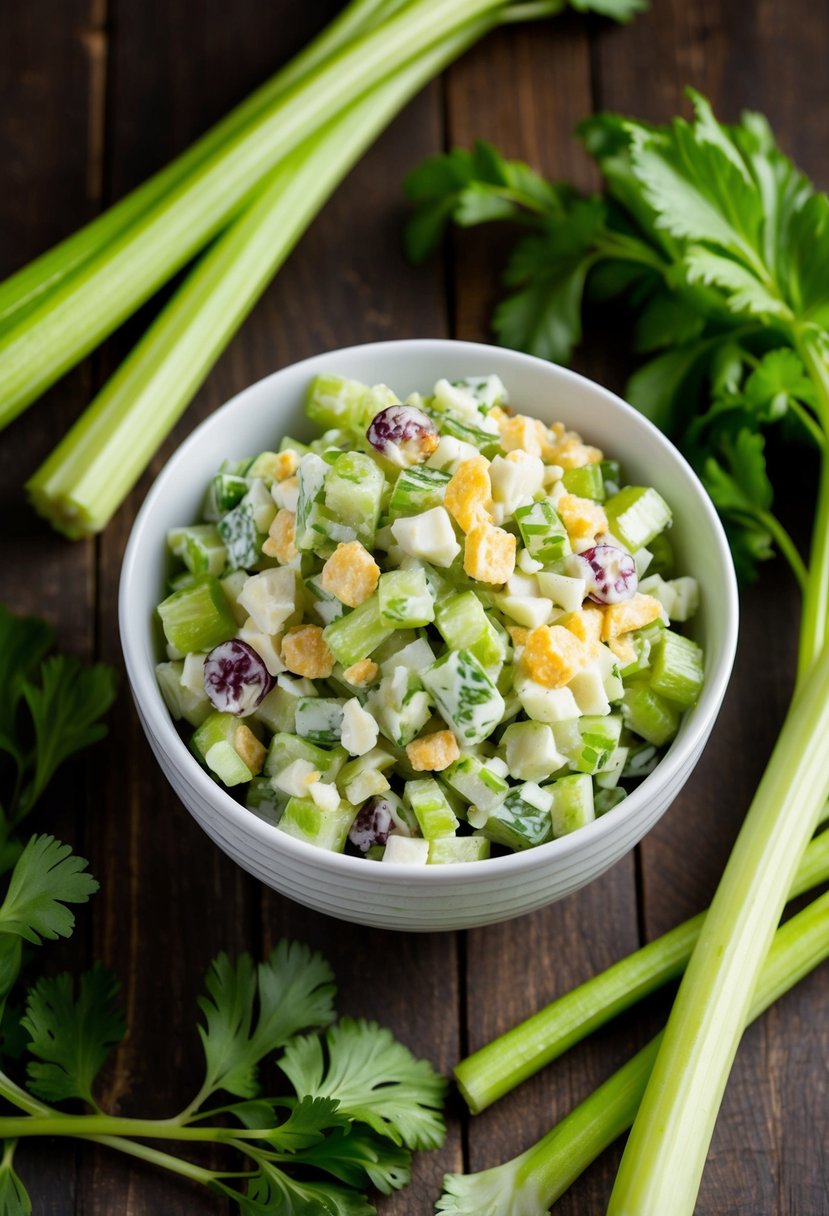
[561,463,605,501]
[157,576,237,653]
[600,458,621,492]
[246,451,283,483]
[622,738,660,778]
[622,683,680,746]
[649,631,704,708]
[203,469,250,521]
[219,568,250,625]
[378,567,435,628]
[647,530,675,577]
[167,524,227,576]
[246,777,287,824]
[424,406,502,456]
[306,374,371,430]
[155,660,211,727]
[295,697,346,745]
[502,720,566,783]
[253,685,298,734]
[561,714,623,775]
[306,574,347,626]
[279,435,311,456]
[594,786,627,816]
[241,478,277,533]
[389,466,451,517]
[595,745,629,789]
[378,635,435,675]
[166,570,200,594]
[192,711,263,786]
[324,451,385,545]
[443,753,510,814]
[515,500,571,563]
[300,501,358,557]
[278,796,356,852]
[469,614,509,671]
[604,485,672,550]
[323,596,394,666]
[549,772,595,836]
[295,453,330,549]
[428,835,490,864]
[366,668,432,748]
[217,502,262,569]
[482,783,554,851]
[435,592,488,650]
[264,732,346,780]
[422,649,505,745]
[405,778,459,840]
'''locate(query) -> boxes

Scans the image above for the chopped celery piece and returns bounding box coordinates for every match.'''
[622,684,680,746]
[155,660,211,727]
[604,485,672,550]
[336,746,396,791]
[217,503,263,569]
[549,772,595,837]
[366,668,432,748]
[278,796,356,852]
[470,614,509,670]
[561,463,605,501]
[650,631,704,708]
[515,500,571,563]
[323,596,394,666]
[192,711,263,786]
[424,406,502,455]
[157,576,237,653]
[389,465,451,517]
[647,530,675,577]
[595,786,627,816]
[483,784,554,851]
[378,567,435,628]
[404,778,459,839]
[444,753,510,815]
[204,742,254,786]
[168,524,227,576]
[295,697,346,745]
[324,451,384,545]
[559,714,623,776]
[246,777,287,824]
[435,592,488,650]
[421,649,505,745]
[253,686,298,735]
[264,732,345,779]
[428,835,490,864]
[306,374,371,430]
[246,451,283,482]
[622,739,660,778]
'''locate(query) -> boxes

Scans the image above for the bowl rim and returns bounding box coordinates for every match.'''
[119,338,739,881]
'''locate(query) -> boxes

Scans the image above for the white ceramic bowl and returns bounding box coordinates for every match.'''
[120,339,738,931]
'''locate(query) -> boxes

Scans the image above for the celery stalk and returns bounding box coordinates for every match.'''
[0,0,506,431]
[438,886,829,1215]
[0,0,402,335]
[454,824,829,1113]
[607,641,829,1214]
[26,22,486,537]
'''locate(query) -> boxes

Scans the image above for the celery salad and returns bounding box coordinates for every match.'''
[155,373,704,864]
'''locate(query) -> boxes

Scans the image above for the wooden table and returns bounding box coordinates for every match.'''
[2,2,827,1212]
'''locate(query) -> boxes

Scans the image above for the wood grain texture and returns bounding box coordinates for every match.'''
[1,0,827,1212]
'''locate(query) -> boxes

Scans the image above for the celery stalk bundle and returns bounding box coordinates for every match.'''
[3,0,639,538]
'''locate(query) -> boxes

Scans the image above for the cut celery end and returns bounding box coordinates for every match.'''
[549,772,595,837]
[436,591,488,650]
[622,684,680,747]
[444,754,510,813]
[515,500,571,563]
[378,567,435,628]
[324,451,384,545]
[324,596,395,666]
[561,463,605,501]
[649,630,704,708]
[306,373,371,430]
[428,835,490,864]
[389,465,451,517]
[604,485,672,550]
[405,777,460,840]
[204,741,254,787]
[482,784,554,851]
[562,714,624,776]
[155,660,211,727]
[253,686,298,735]
[278,796,356,852]
[157,576,237,653]
[167,524,227,576]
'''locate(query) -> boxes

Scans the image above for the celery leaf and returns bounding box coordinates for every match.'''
[0,835,97,946]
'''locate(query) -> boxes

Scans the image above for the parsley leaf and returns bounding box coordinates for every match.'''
[280,1017,447,1150]
[23,963,125,1104]
[0,606,53,766]
[286,1125,412,1196]
[230,1161,375,1216]
[19,656,117,819]
[197,940,336,1101]
[231,1094,347,1149]
[0,835,98,947]
[0,1146,30,1216]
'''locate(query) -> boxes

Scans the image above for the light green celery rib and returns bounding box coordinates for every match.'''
[26,22,487,538]
[438,886,829,1216]
[454,821,829,1114]
[0,0,401,334]
[795,338,829,682]
[606,641,829,1216]
[0,0,505,431]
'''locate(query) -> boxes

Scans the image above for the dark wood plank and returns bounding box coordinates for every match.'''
[0,2,105,1211]
[594,2,829,1211]
[445,16,644,1214]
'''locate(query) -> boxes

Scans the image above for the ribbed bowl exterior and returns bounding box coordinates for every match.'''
[120,341,739,932]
